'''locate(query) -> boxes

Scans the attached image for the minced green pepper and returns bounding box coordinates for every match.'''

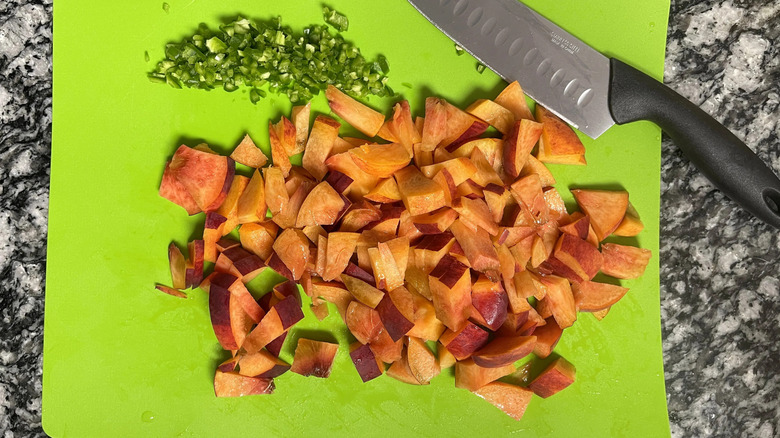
[148,15,391,103]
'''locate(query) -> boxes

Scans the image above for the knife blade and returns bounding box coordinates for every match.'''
[409,0,780,229]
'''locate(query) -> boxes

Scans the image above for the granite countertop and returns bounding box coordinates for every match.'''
[1,0,778,436]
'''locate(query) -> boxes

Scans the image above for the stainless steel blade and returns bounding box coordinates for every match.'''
[408,0,615,139]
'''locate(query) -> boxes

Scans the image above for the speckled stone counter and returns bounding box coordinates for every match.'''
[0,0,778,436]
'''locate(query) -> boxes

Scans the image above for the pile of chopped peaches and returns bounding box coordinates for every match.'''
[157,81,651,421]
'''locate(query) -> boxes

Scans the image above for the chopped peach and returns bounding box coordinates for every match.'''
[230,134,268,168]
[408,208,459,235]
[420,157,478,186]
[395,165,446,216]
[452,197,499,236]
[472,336,536,368]
[455,359,515,391]
[559,214,591,241]
[469,147,504,187]
[520,155,556,187]
[421,97,449,151]
[494,81,534,121]
[290,338,339,378]
[302,115,341,181]
[239,350,290,378]
[325,150,380,200]
[322,232,360,281]
[290,103,311,155]
[349,342,384,382]
[528,357,576,398]
[448,138,503,168]
[600,243,652,279]
[386,348,422,385]
[450,219,500,280]
[428,254,473,331]
[407,337,440,384]
[263,167,289,216]
[466,99,515,134]
[155,284,187,299]
[268,120,292,177]
[168,243,186,290]
[326,85,384,137]
[532,318,563,358]
[503,119,544,179]
[364,178,402,203]
[272,228,310,280]
[614,203,645,236]
[242,295,304,353]
[444,120,490,151]
[539,276,577,329]
[572,281,629,311]
[535,106,586,165]
[296,182,347,227]
[376,293,414,341]
[349,143,411,178]
[236,169,267,223]
[203,212,227,263]
[339,200,381,232]
[552,233,603,282]
[439,321,489,360]
[341,274,385,308]
[378,101,419,156]
[438,344,457,369]
[159,161,200,215]
[239,221,277,260]
[369,242,405,291]
[168,145,233,212]
[214,370,274,397]
[474,382,534,421]
[369,328,403,363]
[470,274,509,331]
[312,280,352,320]
[571,189,629,241]
[272,180,311,229]
[216,175,250,234]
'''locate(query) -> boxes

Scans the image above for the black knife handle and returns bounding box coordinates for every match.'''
[608,58,780,229]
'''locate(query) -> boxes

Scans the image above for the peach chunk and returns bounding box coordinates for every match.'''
[571,189,629,241]
[472,336,536,368]
[395,165,446,216]
[214,370,274,397]
[528,357,576,398]
[439,321,490,361]
[230,134,268,168]
[349,342,384,383]
[455,359,516,392]
[407,337,440,384]
[474,382,535,421]
[326,85,385,137]
[572,281,629,312]
[290,338,339,378]
[600,243,652,279]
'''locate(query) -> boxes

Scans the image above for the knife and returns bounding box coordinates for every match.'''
[408,0,780,229]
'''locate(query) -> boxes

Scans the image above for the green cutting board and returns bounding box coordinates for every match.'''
[44,0,671,436]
